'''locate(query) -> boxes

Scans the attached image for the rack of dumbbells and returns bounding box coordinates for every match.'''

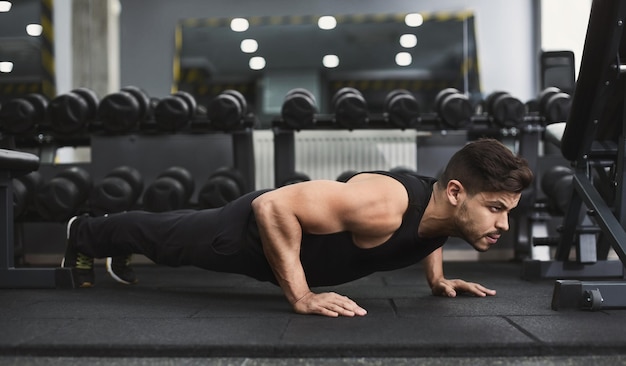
[0,86,257,288]
[272,86,572,261]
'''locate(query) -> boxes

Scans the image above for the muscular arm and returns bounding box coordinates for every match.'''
[251,174,407,317]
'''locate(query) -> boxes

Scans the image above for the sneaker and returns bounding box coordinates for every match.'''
[61,216,95,288]
[106,255,138,285]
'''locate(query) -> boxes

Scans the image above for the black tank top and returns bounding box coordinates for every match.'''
[238,171,447,287]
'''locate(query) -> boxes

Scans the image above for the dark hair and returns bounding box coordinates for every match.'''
[438,138,533,195]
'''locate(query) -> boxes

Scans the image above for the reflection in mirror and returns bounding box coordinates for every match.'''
[176,11,480,128]
[0,0,54,103]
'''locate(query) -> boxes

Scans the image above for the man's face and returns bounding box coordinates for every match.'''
[454,190,521,252]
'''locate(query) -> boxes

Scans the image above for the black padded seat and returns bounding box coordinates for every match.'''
[0,149,40,175]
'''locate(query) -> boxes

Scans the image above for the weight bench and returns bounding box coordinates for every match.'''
[0,149,74,288]
[526,0,626,310]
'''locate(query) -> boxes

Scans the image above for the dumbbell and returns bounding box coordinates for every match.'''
[384,89,420,129]
[484,91,525,128]
[332,87,368,129]
[538,87,572,124]
[35,166,93,221]
[279,171,311,187]
[198,167,245,208]
[12,171,43,218]
[434,88,473,129]
[207,89,247,131]
[0,93,48,135]
[47,88,99,134]
[142,166,194,212]
[90,166,144,215]
[154,90,197,132]
[336,170,358,182]
[98,86,151,133]
[281,88,318,129]
[541,165,574,214]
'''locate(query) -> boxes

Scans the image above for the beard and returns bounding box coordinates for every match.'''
[454,200,498,252]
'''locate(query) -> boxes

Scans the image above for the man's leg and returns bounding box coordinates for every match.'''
[64,209,222,286]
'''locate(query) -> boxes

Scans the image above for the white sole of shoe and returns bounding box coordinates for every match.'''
[105,257,133,285]
[61,216,80,268]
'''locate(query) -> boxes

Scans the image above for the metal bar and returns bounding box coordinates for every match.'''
[521,259,625,281]
[273,128,296,188]
[0,171,14,270]
[231,129,256,193]
[574,172,626,264]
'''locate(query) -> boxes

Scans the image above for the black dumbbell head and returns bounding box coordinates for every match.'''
[0,98,38,134]
[385,89,420,128]
[14,171,43,216]
[48,92,91,134]
[107,166,144,201]
[91,166,144,214]
[438,93,473,129]
[331,87,361,106]
[154,95,192,131]
[71,88,99,121]
[142,176,187,213]
[544,92,571,124]
[198,168,245,208]
[489,93,525,128]
[35,167,92,221]
[159,166,194,201]
[281,88,318,129]
[98,91,142,133]
[434,88,460,112]
[208,93,245,130]
[222,89,247,113]
[24,93,48,125]
[540,165,573,197]
[121,86,151,121]
[91,176,135,214]
[333,89,368,129]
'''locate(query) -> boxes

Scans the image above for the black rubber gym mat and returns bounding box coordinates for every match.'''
[0,262,625,358]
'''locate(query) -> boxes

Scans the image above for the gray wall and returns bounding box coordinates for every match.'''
[117,0,539,102]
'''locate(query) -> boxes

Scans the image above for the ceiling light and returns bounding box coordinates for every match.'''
[0,1,11,12]
[399,34,417,48]
[318,16,337,30]
[322,54,339,68]
[240,39,258,53]
[405,13,424,27]
[395,52,412,66]
[230,18,249,32]
[26,24,43,37]
[0,61,14,73]
[249,56,266,70]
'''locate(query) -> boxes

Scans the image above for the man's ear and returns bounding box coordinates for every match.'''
[446,179,464,206]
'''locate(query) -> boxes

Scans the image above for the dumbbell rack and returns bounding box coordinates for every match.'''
[0,149,74,288]
[272,112,543,186]
[1,104,258,270]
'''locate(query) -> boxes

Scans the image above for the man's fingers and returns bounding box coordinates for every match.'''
[295,292,367,317]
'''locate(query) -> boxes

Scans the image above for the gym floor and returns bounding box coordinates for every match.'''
[1,261,626,366]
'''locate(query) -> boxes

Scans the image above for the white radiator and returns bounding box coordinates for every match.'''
[253,130,419,189]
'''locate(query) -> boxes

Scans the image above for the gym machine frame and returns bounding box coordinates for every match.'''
[529,0,626,310]
[0,149,74,288]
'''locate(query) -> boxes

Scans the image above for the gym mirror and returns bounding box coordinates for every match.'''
[0,0,54,103]
[175,11,480,127]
